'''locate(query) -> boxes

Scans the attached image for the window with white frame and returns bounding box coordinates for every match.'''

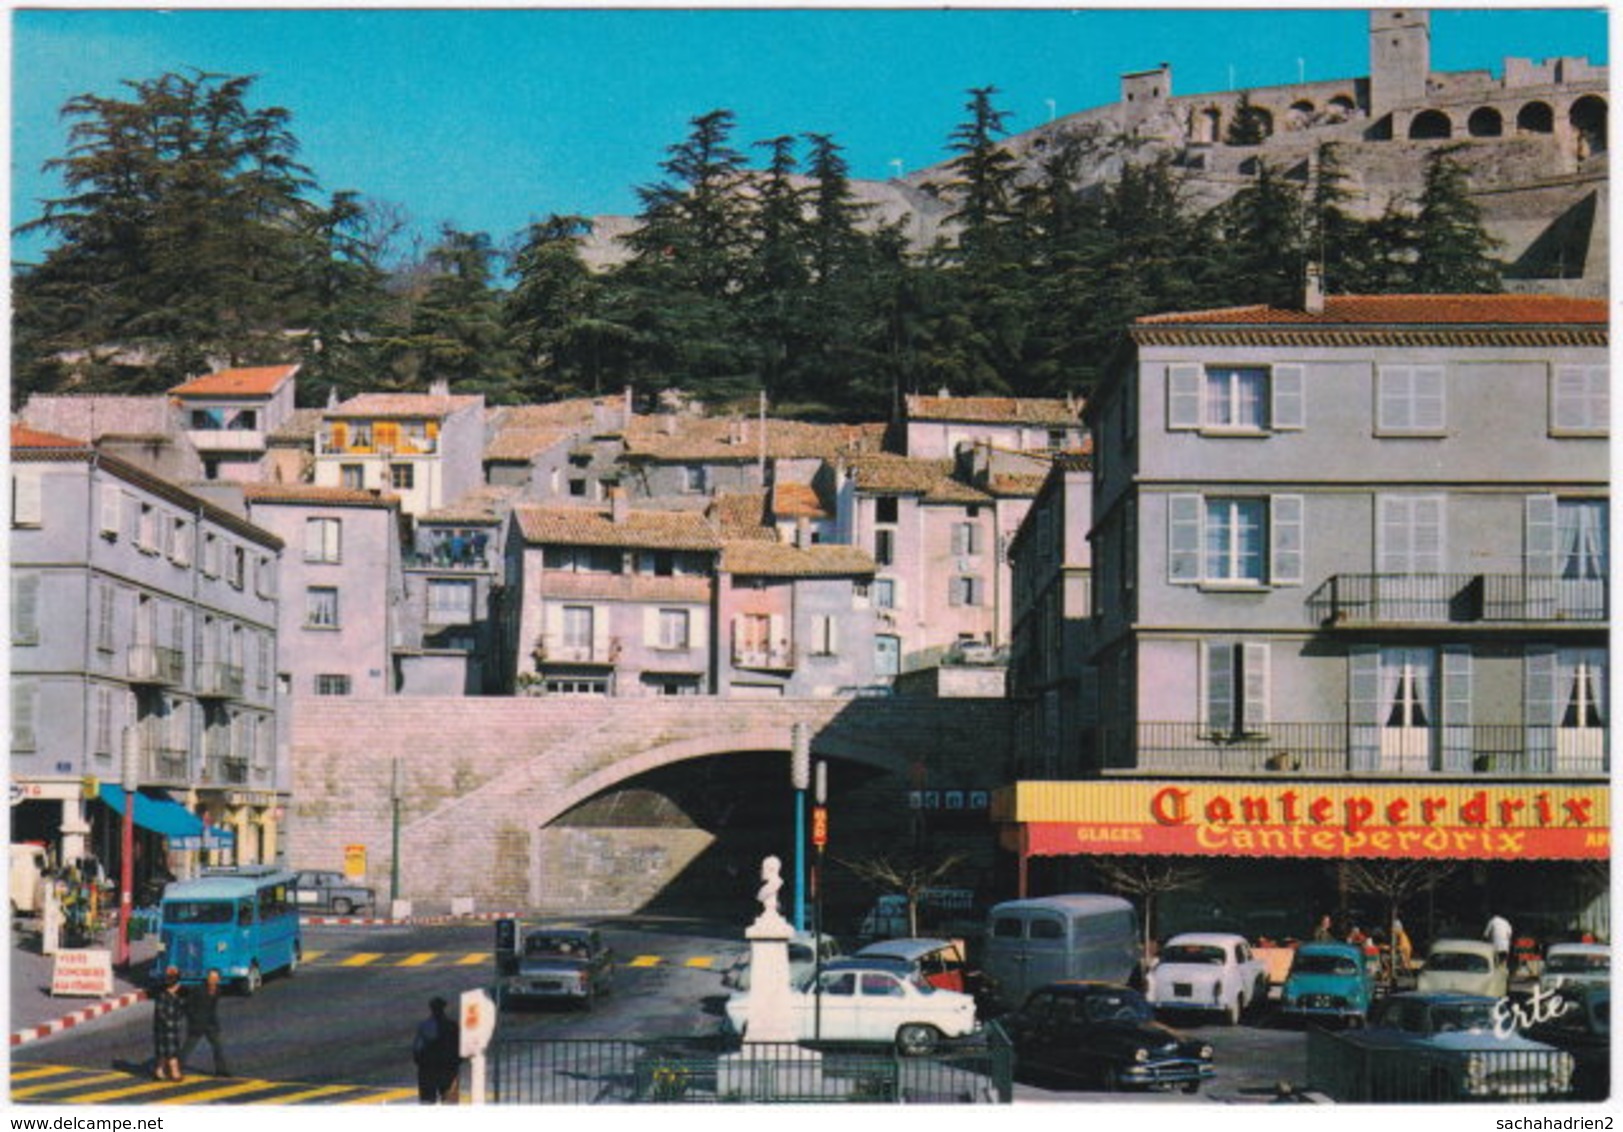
[11,472,41,528]
[1168,494,1302,587]
[137,503,160,553]
[952,522,980,556]
[1205,642,1270,737]
[873,578,897,609]
[561,605,594,648]
[228,545,247,589]
[684,466,707,493]
[315,674,351,695]
[305,517,341,563]
[171,518,192,566]
[340,464,365,490]
[390,463,415,490]
[1376,364,1446,434]
[1167,363,1304,433]
[949,575,984,606]
[306,586,340,629]
[1377,495,1445,574]
[1551,363,1609,435]
[427,578,476,622]
[656,608,690,650]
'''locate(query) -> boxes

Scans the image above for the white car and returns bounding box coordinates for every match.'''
[719,930,840,991]
[1417,939,1507,999]
[1146,932,1271,1024]
[724,958,978,1055]
[1539,942,1609,994]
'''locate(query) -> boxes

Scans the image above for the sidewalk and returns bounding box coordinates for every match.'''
[10,924,163,1046]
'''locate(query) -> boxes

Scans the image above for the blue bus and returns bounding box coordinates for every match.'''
[152,866,301,995]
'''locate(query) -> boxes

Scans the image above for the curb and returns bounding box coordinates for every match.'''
[300,912,520,927]
[11,989,149,1049]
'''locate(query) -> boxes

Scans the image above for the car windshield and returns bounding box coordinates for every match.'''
[1431,1002,1495,1033]
[525,935,587,957]
[1084,991,1154,1024]
[1427,950,1490,973]
[1294,952,1360,976]
[1547,953,1609,974]
[162,901,236,924]
[1162,945,1226,965]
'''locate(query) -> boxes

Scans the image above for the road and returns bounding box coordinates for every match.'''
[12,917,1309,1104]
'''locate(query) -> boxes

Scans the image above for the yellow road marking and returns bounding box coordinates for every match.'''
[10,1066,74,1081]
[301,950,326,962]
[396,952,437,967]
[628,955,661,967]
[246,1083,351,1104]
[73,1078,189,1103]
[456,953,488,966]
[13,1070,130,1098]
[154,1079,285,1104]
[684,956,714,969]
[344,1086,418,1104]
[340,952,383,967]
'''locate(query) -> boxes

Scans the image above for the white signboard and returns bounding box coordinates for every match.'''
[51,948,114,997]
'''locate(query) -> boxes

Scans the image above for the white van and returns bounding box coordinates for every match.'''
[10,843,49,914]
[981,894,1140,1012]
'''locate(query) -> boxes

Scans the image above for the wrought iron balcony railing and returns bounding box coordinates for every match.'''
[732,644,797,670]
[196,662,245,699]
[1309,574,1608,627]
[127,645,185,686]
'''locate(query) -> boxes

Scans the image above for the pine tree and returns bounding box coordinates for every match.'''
[1215,159,1306,307]
[1411,146,1502,292]
[1224,92,1273,146]
[387,226,520,401]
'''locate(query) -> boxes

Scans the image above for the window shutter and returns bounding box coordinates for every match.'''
[1553,365,1589,431]
[826,616,840,656]
[1167,364,1202,429]
[173,521,192,566]
[11,683,36,751]
[1378,365,1411,430]
[1524,494,1559,619]
[1441,646,1473,772]
[1168,494,1202,583]
[1204,642,1235,734]
[11,574,39,645]
[951,524,967,556]
[591,605,610,658]
[1348,646,1381,770]
[643,606,660,647]
[1270,495,1304,585]
[1413,365,1446,430]
[948,577,964,606]
[12,472,42,526]
[690,607,709,650]
[1242,642,1270,730]
[544,603,563,649]
[769,614,786,651]
[1587,365,1611,430]
[304,519,323,560]
[1271,364,1305,430]
[1525,646,1558,773]
[1412,496,1443,573]
[100,484,122,535]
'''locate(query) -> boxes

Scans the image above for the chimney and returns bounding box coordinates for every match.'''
[428,378,451,397]
[795,516,810,548]
[623,385,634,430]
[1303,262,1326,315]
[608,486,629,524]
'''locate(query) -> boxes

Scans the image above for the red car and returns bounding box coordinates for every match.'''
[854,937,988,1006]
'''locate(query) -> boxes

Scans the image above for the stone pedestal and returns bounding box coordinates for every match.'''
[738,911,797,1043]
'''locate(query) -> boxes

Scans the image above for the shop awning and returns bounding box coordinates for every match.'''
[97,785,234,850]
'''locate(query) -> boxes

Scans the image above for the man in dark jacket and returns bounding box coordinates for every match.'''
[413,996,461,1104]
[179,969,232,1077]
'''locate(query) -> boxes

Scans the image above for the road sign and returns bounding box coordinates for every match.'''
[811,805,828,848]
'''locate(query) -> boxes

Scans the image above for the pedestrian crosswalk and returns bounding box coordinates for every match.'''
[296,949,726,970]
[10,1063,419,1105]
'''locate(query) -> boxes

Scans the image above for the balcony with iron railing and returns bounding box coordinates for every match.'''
[315,430,438,457]
[127,645,185,686]
[732,643,798,671]
[186,428,266,452]
[1102,722,1608,779]
[195,661,245,699]
[533,635,621,667]
[134,723,190,783]
[1309,574,1608,627]
[202,757,251,786]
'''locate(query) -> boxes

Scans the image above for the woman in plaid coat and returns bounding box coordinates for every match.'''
[152,966,186,1081]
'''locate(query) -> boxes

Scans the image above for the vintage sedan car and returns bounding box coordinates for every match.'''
[288,869,376,916]
[724,958,978,1055]
[720,930,840,991]
[1146,932,1271,1024]
[853,937,982,997]
[1525,984,1609,1101]
[1345,993,1573,1101]
[1004,981,1214,1094]
[1280,942,1376,1026]
[500,927,614,1009]
[1417,939,1507,999]
[1538,942,1610,994]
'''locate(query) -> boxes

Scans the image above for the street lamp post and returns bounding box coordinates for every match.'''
[390,758,402,906]
[116,727,137,969]
[812,760,827,1041]
[790,723,809,932]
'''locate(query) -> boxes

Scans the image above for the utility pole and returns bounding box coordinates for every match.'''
[812,759,828,1042]
[390,758,402,905]
[115,727,137,969]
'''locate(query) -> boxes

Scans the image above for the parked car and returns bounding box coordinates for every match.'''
[720,930,840,991]
[500,927,614,1009]
[1343,992,1574,1101]
[724,957,978,1055]
[1417,939,1507,999]
[1004,981,1214,1094]
[1538,942,1610,994]
[1525,984,1610,1101]
[1146,932,1270,1025]
[853,937,992,1008]
[982,894,1140,1012]
[288,869,376,916]
[857,888,977,940]
[1280,941,1377,1026]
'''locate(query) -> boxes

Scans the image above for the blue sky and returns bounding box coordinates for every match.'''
[9,6,1609,265]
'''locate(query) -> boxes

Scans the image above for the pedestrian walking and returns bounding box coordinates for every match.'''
[1312,914,1334,942]
[412,996,462,1104]
[152,966,186,1082]
[179,969,232,1077]
[1484,912,1513,967]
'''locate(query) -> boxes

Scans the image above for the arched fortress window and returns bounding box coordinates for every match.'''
[1518,101,1555,134]
[1329,95,1357,120]
[1288,100,1315,129]
[1409,110,1452,140]
[1196,107,1222,144]
[1570,96,1607,157]
[1467,107,1503,138]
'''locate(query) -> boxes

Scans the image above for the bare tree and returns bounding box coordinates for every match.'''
[1342,859,1457,981]
[838,851,968,937]
[1090,855,1207,964]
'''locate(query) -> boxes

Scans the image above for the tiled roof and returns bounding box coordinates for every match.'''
[169,364,299,397]
[17,395,180,440]
[267,408,325,445]
[484,426,573,462]
[708,492,775,539]
[844,455,992,504]
[987,474,1047,498]
[1135,294,1608,327]
[771,482,830,518]
[11,424,88,449]
[327,393,484,420]
[623,417,886,461]
[240,483,400,509]
[515,504,721,551]
[721,541,876,578]
[905,394,1082,425]
[420,486,516,524]
[488,398,603,430]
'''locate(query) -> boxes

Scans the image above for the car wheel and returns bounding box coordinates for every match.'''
[332,897,353,916]
[895,1023,941,1057]
[1180,1080,1202,1095]
[242,963,262,997]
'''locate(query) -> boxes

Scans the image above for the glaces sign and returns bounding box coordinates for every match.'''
[1016,781,1609,860]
